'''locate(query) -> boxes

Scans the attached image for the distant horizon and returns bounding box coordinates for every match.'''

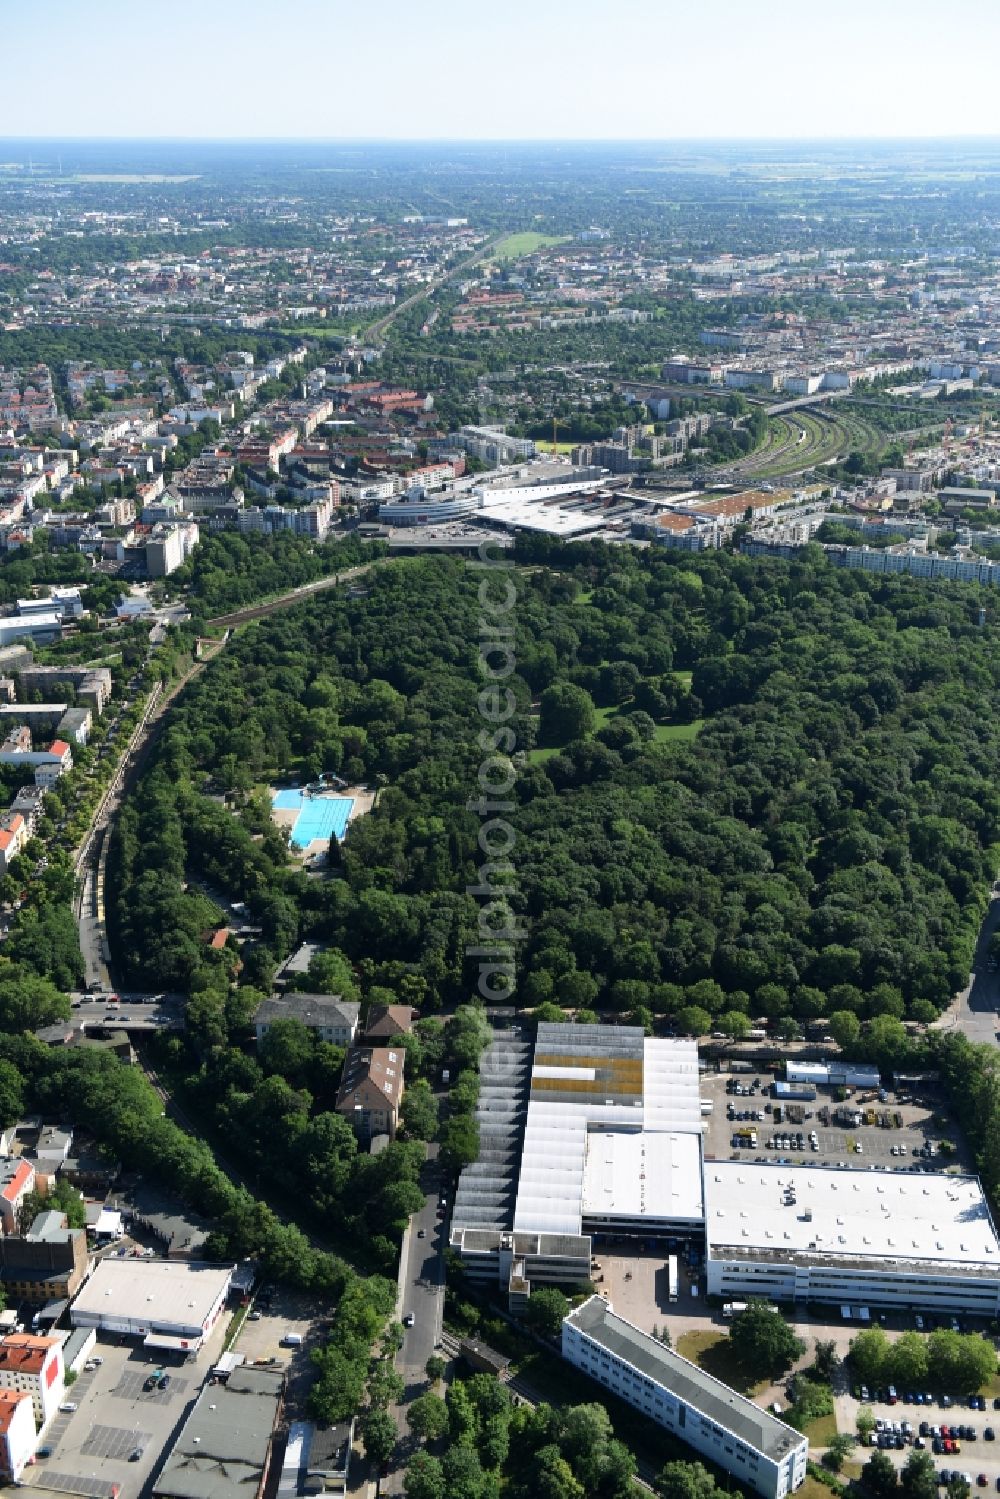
[3,134,1000,146]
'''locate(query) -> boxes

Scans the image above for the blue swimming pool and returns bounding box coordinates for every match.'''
[272,790,354,848]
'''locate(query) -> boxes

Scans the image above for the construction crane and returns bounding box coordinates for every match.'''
[551,414,568,455]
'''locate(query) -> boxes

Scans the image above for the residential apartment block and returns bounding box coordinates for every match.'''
[0,1390,36,1481]
[0,1334,65,1429]
[253,994,359,1048]
[335,1046,405,1141]
[0,1161,34,1234]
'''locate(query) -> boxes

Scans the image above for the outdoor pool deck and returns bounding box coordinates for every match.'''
[270,784,375,855]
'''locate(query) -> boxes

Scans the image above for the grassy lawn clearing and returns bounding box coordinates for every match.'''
[800,1412,838,1445]
[493,231,564,258]
[675,1329,767,1397]
[652,719,704,743]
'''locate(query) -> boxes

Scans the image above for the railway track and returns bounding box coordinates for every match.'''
[204,562,376,630]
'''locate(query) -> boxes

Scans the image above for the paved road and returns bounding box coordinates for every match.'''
[380,1148,447,1496]
[936,894,1000,1045]
[67,993,186,1032]
[397,1144,446,1388]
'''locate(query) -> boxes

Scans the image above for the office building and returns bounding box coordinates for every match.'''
[704,1163,1000,1316]
[563,1297,807,1499]
[146,521,199,577]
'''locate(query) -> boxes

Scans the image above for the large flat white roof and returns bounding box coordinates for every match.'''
[71,1258,234,1330]
[582,1130,704,1224]
[705,1164,1000,1271]
[477,496,610,536]
[512,1027,703,1237]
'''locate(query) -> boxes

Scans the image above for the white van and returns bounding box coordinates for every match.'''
[280,1333,303,1348]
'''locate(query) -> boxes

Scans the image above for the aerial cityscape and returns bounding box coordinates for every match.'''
[7,10,1000,1499]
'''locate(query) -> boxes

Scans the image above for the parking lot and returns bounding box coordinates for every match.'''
[840,1392,1000,1490]
[233,1284,324,1409]
[24,1317,228,1499]
[702,1069,972,1173]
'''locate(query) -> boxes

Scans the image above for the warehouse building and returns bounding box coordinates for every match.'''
[704,1163,1000,1316]
[563,1296,808,1499]
[69,1258,234,1350]
[785,1062,881,1089]
[452,1025,1000,1318]
[450,1025,704,1301]
[154,1364,284,1499]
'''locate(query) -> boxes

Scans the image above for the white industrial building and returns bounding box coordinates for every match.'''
[512,1028,703,1239]
[784,1062,880,1089]
[451,1025,704,1301]
[563,1296,808,1499]
[704,1163,1000,1316]
[451,1024,1000,1319]
[70,1258,234,1350]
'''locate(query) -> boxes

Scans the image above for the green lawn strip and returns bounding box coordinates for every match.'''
[224,1303,249,1351]
[797,1475,843,1499]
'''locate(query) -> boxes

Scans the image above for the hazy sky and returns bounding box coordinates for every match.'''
[4,0,1000,140]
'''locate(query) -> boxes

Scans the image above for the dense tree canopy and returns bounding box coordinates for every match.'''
[108,544,1000,1034]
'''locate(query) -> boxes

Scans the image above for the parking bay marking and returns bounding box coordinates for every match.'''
[32,1474,118,1498]
[81,1424,152,1460]
[113,1372,189,1401]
